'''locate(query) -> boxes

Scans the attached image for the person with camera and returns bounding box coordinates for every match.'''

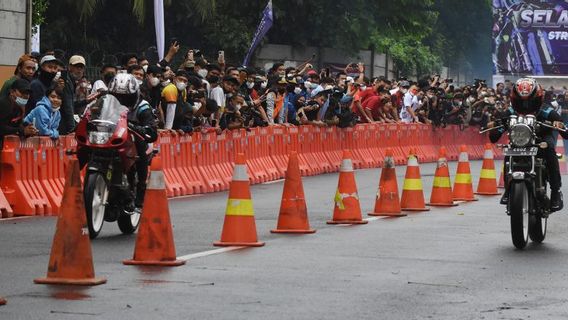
[442,92,466,129]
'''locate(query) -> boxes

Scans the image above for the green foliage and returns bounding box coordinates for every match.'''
[32,0,49,34]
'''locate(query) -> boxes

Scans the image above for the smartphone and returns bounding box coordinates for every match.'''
[187,50,194,61]
[218,50,225,62]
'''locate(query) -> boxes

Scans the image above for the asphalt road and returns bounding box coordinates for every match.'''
[2,160,568,320]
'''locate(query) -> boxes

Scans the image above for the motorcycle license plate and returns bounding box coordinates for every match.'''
[503,146,538,156]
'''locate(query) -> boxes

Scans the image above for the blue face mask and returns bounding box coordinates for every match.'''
[15,96,28,106]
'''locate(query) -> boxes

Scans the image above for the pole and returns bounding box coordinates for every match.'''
[26,0,32,53]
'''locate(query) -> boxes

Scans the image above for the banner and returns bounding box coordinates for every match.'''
[154,0,165,61]
[493,0,568,75]
[243,0,273,66]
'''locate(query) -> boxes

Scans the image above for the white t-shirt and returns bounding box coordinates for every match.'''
[400,92,419,123]
[210,86,225,111]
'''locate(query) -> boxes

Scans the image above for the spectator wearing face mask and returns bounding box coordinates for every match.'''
[59,55,86,135]
[399,84,420,124]
[91,63,118,94]
[265,77,286,124]
[0,54,37,99]
[27,55,65,114]
[161,70,188,130]
[0,79,38,148]
[140,65,163,110]
[73,77,99,117]
[24,86,62,140]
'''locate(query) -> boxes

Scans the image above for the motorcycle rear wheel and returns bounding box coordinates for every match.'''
[84,173,108,239]
[529,214,547,243]
[510,183,529,249]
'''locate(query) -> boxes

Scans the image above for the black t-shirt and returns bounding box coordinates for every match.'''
[0,97,25,147]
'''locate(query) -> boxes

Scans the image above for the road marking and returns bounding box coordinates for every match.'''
[0,216,37,222]
[262,179,284,185]
[177,246,245,261]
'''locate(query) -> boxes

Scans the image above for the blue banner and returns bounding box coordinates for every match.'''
[493,0,568,75]
[243,0,273,66]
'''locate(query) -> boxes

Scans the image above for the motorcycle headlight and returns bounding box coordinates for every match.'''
[510,124,532,147]
[88,132,112,145]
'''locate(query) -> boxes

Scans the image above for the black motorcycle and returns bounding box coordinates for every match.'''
[481,114,566,249]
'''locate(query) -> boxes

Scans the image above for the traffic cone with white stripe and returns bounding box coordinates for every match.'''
[327,150,368,224]
[453,145,478,201]
[428,147,458,207]
[271,151,316,234]
[401,148,430,212]
[34,159,106,286]
[124,156,185,266]
[214,153,265,246]
[368,148,406,217]
[556,136,568,175]
[475,144,501,195]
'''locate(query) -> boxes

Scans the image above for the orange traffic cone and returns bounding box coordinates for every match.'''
[428,147,458,207]
[556,136,568,175]
[368,148,406,217]
[271,151,316,234]
[124,156,185,266]
[453,145,478,201]
[0,297,6,305]
[214,153,265,247]
[401,148,430,212]
[34,159,106,286]
[475,144,501,195]
[328,150,368,224]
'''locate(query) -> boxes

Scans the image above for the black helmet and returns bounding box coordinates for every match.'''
[510,78,543,115]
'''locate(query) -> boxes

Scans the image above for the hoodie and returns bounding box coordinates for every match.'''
[24,96,61,139]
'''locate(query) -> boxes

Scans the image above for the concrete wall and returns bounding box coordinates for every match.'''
[255,44,474,86]
[0,0,29,84]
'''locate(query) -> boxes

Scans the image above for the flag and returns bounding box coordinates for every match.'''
[242,0,273,66]
[154,0,165,61]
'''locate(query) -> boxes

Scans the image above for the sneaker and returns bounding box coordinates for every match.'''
[551,190,563,212]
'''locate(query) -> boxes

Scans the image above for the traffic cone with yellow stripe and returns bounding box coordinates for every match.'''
[556,136,568,175]
[401,148,430,212]
[123,156,185,266]
[328,150,368,224]
[271,151,316,234]
[214,153,265,247]
[475,144,501,195]
[428,147,458,207]
[453,145,478,201]
[368,148,406,217]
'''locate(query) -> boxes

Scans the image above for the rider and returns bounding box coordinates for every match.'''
[488,78,568,212]
[107,73,158,213]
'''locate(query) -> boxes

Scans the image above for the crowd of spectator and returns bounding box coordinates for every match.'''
[3,42,568,148]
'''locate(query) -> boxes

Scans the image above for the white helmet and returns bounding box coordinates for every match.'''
[107,73,140,109]
[108,73,139,95]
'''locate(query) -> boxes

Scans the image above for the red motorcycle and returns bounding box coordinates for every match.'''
[75,94,144,238]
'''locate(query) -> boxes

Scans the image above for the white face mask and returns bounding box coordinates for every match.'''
[247,81,255,89]
[401,88,408,94]
[198,69,208,79]
[294,87,302,95]
[176,82,187,91]
[260,81,268,89]
[142,65,148,73]
[235,103,242,111]
[136,79,143,86]
[161,80,170,87]
[191,102,201,113]
[360,85,367,91]
[149,77,160,87]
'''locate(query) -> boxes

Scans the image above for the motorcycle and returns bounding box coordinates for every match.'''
[481,115,566,249]
[75,94,148,239]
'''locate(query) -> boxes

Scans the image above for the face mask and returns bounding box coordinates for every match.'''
[454,101,462,106]
[191,102,201,113]
[247,81,255,89]
[34,63,39,72]
[260,81,268,89]
[360,86,367,91]
[149,77,160,87]
[15,96,28,106]
[197,69,208,79]
[304,81,312,89]
[161,80,170,87]
[294,87,302,95]
[142,65,148,73]
[136,79,143,86]
[401,88,408,94]
[226,93,233,98]
[103,73,115,84]
[40,71,57,83]
[52,105,60,112]
[235,103,242,111]
[176,82,187,91]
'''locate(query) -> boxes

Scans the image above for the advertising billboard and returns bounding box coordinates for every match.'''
[493,0,568,75]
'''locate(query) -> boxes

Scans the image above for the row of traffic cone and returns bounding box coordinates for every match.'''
[31,143,501,288]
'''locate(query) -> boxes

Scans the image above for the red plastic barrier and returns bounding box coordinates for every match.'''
[0,188,13,218]
[196,130,226,190]
[419,124,437,162]
[321,126,341,172]
[179,133,206,194]
[288,126,312,176]
[37,137,64,215]
[268,126,288,177]
[157,133,185,197]
[440,126,458,161]
[0,136,51,216]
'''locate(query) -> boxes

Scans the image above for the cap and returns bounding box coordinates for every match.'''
[399,80,411,88]
[146,65,163,75]
[69,55,86,66]
[306,69,317,76]
[11,78,31,93]
[40,55,64,66]
[223,75,240,86]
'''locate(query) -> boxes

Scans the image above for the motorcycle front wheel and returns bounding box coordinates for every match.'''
[509,182,530,249]
[84,173,108,239]
[117,173,141,235]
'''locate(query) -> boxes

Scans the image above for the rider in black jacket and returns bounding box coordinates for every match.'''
[488,78,568,212]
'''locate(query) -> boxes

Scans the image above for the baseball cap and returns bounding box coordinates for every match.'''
[223,75,240,86]
[40,55,64,66]
[11,78,31,93]
[69,55,86,66]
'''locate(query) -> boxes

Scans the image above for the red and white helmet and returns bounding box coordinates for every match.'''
[510,78,543,115]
